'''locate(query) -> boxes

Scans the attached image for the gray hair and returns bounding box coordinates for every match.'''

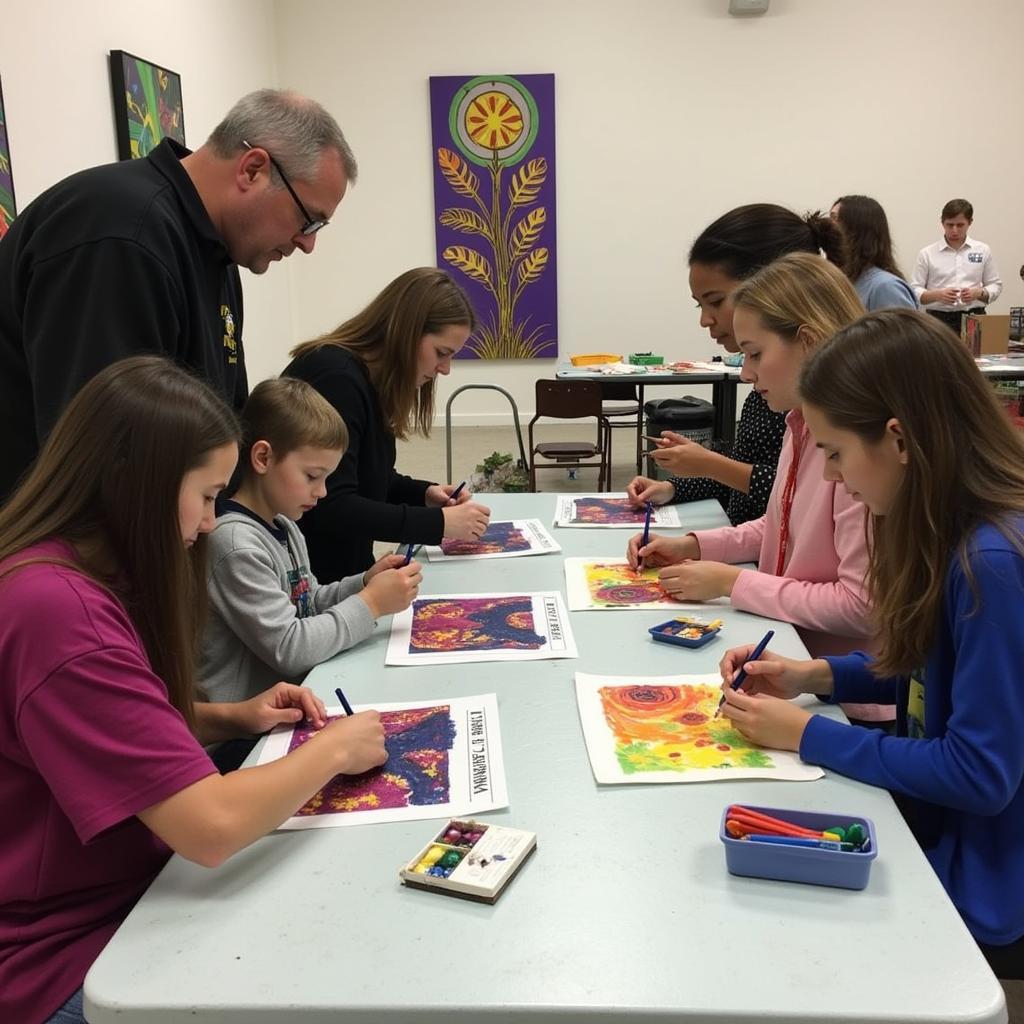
[207,89,357,185]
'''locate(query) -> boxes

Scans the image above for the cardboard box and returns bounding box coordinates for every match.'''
[963,314,1009,357]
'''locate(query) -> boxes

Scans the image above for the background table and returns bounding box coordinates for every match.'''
[85,495,1006,1023]
[556,363,742,446]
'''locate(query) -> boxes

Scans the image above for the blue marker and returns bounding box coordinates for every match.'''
[334,687,354,716]
[403,542,416,566]
[448,480,467,503]
[743,834,853,852]
[714,628,775,718]
[638,501,653,572]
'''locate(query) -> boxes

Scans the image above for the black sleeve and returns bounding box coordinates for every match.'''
[292,354,444,547]
[388,467,435,505]
[722,391,786,524]
[24,239,183,440]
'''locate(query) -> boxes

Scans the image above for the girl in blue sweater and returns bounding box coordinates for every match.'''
[718,309,1024,976]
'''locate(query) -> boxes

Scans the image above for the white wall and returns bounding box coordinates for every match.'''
[273,0,1024,424]
[0,0,293,388]
[6,0,1024,425]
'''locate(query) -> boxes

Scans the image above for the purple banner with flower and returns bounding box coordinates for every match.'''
[429,74,558,360]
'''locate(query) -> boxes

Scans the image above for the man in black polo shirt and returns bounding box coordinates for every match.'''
[0,88,356,501]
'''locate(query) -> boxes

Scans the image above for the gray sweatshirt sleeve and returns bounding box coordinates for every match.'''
[312,570,366,612]
[207,541,377,679]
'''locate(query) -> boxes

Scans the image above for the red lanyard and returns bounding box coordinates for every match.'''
[775,427,805,576]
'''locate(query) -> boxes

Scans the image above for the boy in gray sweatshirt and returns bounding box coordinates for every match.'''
[200,377,422,703]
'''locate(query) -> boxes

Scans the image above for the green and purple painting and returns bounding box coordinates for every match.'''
[109,50,185,161]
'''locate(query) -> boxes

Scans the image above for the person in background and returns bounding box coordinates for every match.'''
[911,198,1002,334]
[0,357,387,1024]
[284,268,491,583]
[0,88,355,502]
[718,310,1024,983]
[830,195,917,310]
[628,203,845,526]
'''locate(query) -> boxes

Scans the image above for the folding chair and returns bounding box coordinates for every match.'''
[599,380,643,477]
[527,379,611,492]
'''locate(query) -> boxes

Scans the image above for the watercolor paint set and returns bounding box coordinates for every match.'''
[720,804,877,890]
[400,818,537,903]
[648,616,723,649]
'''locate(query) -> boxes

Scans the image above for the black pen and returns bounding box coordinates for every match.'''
[334,687,355,716]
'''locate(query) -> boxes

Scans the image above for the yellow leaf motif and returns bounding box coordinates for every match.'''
[509,208,546,261]
[439,207,490,236]
[438,148,481,202]
[508,158,547,208]
[516,247,548,289]
[443,245,495,294]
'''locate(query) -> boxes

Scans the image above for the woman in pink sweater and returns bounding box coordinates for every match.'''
[628,252,887,722]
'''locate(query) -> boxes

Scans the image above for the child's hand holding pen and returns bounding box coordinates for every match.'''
[361,560,422,617]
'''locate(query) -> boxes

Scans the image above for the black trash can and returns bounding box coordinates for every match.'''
[644,396,715,479]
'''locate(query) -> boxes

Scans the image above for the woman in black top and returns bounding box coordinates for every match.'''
[628,204,845,525]
[284,268,490,582]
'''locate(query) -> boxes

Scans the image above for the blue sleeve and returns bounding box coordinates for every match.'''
[821,652,902,705]
[801,547,1024,815]
[865,275,918,311]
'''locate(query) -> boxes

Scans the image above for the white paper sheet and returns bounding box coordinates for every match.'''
[553,494,682,529]
[423,519,561,562]
[255,694,509,828]
[575,672,824,784]
[385,591,578,665]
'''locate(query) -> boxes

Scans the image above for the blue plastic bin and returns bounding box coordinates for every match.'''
[720,805,877,890]
[648,617,722,649]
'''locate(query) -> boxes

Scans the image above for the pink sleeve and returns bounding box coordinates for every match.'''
[729,487,871,635]
[691,516,766,566]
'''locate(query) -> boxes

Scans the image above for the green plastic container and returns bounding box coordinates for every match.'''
[628,353,664,365]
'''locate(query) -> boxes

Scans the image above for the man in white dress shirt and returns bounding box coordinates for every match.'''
[911,199,1002,334]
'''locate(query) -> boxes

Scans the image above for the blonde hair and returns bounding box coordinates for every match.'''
[239,377,348,475]
[290,268,475,440]
[731,251,865,345]
[800,309,1024,676]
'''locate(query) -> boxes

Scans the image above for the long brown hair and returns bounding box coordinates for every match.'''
[290,268,476,440]
[0,357,240,728]
[832,195,905,283]
[731,252,865,347]
[800,309,1024,676]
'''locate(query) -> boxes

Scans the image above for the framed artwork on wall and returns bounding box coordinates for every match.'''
[109,49,185,160]
[0,76,16,238]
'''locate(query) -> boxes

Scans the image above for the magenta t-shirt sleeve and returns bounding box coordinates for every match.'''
[19,642,217,843]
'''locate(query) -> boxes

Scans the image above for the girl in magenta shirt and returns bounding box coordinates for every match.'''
[0,357,389,1024]
[628,253,887,723]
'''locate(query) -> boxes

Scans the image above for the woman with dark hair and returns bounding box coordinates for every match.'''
[830,195,917,310]
[285,268,491,582]
[718,309,1024,980]
[628,203,844,525]
[0,357,388,1024]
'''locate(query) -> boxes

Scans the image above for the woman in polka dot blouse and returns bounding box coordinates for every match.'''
[627,204,845,525]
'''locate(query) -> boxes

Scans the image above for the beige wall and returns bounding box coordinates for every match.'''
[5,0,1024,423]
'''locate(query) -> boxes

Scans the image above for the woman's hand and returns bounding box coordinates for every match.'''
[235,683,328,735]
[717,688,813,752]
[426,483,472,507]
[647,434,712,478]
[442,500,491,540]
[718,645,834,699]
[626,532,698,569]
[657,560,740,601]
[626,476,673,506]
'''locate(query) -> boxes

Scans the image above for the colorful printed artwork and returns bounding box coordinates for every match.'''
[554,494,681,529]
[109,50,185,160]
[256,695,510,828]
[425,518,560,561]
[386,591,577,665]
[289,705,455,815]
[575,673,823,784]
[430,74,557,359]
[444,522,530,556]
[0,77,16,238]
[564,558,710,612]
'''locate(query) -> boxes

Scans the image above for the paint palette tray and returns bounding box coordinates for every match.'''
[720,805,878,891]
[649,616,722,648]
[400,818,537,904]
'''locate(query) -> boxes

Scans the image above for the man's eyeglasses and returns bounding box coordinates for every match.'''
[242,140,328,236]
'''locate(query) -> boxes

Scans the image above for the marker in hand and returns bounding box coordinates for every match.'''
[447,480,467,504]
[334,687,354,716]
[637,501,653,572]
[714,628,775,719]
[403,542,416,566]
